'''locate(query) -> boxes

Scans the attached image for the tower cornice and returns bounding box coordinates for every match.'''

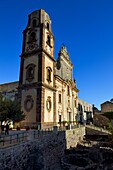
[20,48,56,62]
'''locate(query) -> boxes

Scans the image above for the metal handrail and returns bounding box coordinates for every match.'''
[0,127,54,147]
[0,131,28,147]
[0,125,84,148]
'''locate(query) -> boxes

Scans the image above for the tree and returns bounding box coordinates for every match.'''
[102,112,113,132]
[0,98,25,123]
[110,98,113,103]
[0,93,3,101]
[93,114,109,128]
[103,112,113,120]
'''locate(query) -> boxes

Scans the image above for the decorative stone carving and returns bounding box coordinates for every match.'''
[24,95,34,112]
[46,96,51,112]
[26,43,38,52]
[26,64,36,82]
[59,44,70,60]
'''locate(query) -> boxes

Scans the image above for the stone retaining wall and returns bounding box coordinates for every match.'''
[0,127,85,170]
[66,126,85,149]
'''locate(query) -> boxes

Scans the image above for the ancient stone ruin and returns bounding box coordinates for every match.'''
[61,136,113,170]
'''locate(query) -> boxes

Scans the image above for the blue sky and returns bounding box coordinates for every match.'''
[0,0,113,109]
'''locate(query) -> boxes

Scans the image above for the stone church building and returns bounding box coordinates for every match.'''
[0,9,93,129]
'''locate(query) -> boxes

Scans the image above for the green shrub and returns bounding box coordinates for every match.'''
[106,121,112,132]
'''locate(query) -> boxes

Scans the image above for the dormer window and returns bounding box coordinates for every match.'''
[32,19,37,27]
[46,67,52,83]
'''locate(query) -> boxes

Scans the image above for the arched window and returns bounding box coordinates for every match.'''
[48,69,51,80]
[26,64,35,82]
[47,35,51,46]
[46,67,52,83]
[32,19,37,27]
[28,67,34,78]
[47,22,49,30]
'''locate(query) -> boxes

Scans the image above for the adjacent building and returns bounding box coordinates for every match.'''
[101,101,113,113]
[0,81,18,101]
[77,98,93,124]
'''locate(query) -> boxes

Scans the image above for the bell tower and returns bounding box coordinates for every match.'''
[18,9,56,129]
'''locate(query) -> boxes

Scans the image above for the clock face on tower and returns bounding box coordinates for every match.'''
[26,42,39,52]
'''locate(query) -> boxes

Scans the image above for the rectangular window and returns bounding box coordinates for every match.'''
[69,112,71,121]
[59,115,61,123]
[68,100,70,106]
[78,103,81,111]
[74,100,76,107]
[67,86,70,96]
[59,94,61,103]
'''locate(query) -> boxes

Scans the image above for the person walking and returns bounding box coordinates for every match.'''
[1,124,4,133]
[5,123,9,135]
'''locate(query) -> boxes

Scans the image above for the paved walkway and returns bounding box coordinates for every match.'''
[86,125,112,134]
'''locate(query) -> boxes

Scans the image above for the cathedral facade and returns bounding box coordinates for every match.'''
[0,9,93,129]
